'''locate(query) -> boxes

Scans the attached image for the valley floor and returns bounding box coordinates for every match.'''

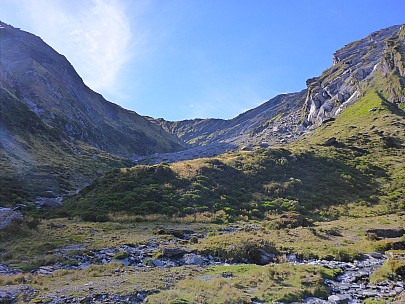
[0,213,404,303]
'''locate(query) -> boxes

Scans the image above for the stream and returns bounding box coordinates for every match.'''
[0,232,403,303]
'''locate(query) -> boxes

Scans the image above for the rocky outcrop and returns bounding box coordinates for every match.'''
[155,24,405,152]
[303,25,402,126]
[0,208,23,230]
[301,254,404,303]
[0,285,34,304]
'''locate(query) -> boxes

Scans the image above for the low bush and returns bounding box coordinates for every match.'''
[198,232,278,264]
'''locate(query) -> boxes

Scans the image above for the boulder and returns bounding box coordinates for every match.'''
[256,249,275,265]
[368,252,384,259]
[34,197,63,207]
[182,254,204,266]
[0,264,22,276]
[0,208,23,230]
[148,259,164,267]
[327,294,351,304]
[365,228,404,238]
[162,247,185,258]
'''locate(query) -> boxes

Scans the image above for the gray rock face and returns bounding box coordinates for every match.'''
[0,285,34,304]
[144,24,405,165]
[156,90,308,152]
[0,208,23,230]
[303,25,402,126]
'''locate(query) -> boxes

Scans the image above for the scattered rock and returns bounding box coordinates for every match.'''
[148,259,164,267]
[0,264,22,276]
[368,252,384,259]
[256,249,275,265]
[0,285,34,303]
[48,223,67,229]
[37,266,57,275]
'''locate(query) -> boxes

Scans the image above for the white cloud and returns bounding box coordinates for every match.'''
[17,0,133,93]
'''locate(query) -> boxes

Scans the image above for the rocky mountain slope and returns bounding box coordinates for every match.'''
[152,24,404,153]
[0,85,133,206]
[64,24,405,220]
[0,23,404,304]
[0,21,185,204]
[1,22,404,206]
[156,90,307,149]
[303,25,404,126]
[0,21,184,157]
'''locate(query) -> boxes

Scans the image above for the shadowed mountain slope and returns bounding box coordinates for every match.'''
[0,21,185,204]
[0,21,185,157]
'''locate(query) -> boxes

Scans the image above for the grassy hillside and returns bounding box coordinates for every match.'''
[63,91,404,221]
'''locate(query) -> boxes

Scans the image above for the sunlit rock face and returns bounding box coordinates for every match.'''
[303,25,402,127]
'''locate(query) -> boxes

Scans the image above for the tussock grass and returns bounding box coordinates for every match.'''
[148,263,334,303]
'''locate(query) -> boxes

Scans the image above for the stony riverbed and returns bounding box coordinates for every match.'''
[1,235,403,304]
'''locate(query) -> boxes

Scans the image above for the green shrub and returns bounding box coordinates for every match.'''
[198,232,278,264]
[113,252,129,260]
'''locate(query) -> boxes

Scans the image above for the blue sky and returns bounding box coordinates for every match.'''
[1,0,404,120]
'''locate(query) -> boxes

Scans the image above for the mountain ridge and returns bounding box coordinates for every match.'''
[1,21,404,206]
[0,21,185,157]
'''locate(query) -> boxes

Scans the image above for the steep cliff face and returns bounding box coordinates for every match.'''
[303,25,402,126]
[0,21,185,157]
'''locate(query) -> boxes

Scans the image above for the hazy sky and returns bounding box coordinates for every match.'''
[1,0,404,120]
